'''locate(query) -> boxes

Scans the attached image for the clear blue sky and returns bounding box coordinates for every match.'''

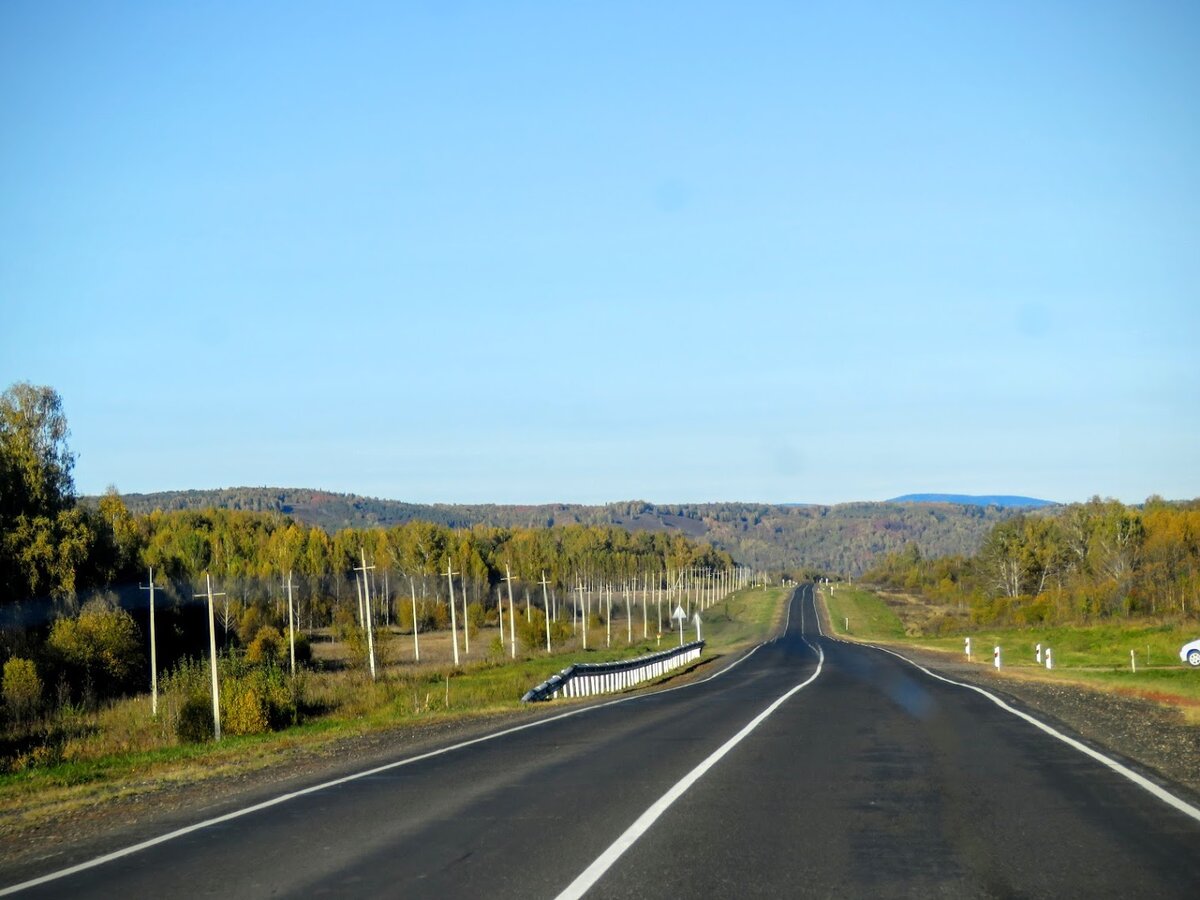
[2,1,1197,505]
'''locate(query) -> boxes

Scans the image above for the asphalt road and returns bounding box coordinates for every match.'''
[8,585,1200,898]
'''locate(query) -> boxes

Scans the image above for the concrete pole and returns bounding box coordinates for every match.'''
[504,565,516,659]
[286,570,296,676]
[606,583,612,648]
[140,568,160,716]
[357,550,377,681]
[195,573,226,742]
[462,578,470,656]
[642,572,648,639]
[446,562,460,666]
[576,582,587,649]
[540,572,552,653]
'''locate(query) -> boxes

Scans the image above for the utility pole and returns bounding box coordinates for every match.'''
[642,572,648,639]
[139,567,163,716]
[575,581,587,650]
[540,571,552,653]
[462,570,470,655]
[284,570,297,676]
[446,562,460,666]
[354,550,378,681]
[195,574,226,741]
[504,565,517,659]
[606,583,612,648]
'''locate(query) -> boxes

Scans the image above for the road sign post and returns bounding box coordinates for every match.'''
[671,605,686,647]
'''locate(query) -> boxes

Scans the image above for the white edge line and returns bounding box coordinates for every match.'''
[0,595,794,896]
[866,643,1200,826]
[555,588,820,900]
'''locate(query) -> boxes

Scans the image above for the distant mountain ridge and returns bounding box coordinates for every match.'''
[889,493,1056,509]
[104,487,1027,576]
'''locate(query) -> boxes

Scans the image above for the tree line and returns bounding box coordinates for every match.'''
[1,382,737,718]
[862,496,1200,626]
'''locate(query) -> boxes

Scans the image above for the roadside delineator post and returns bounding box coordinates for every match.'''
[993,646,1001,669]
[965,637,971,661]
[1036,642,1042,665]
[1046,648,1053,670]
[1131,650,1137,673]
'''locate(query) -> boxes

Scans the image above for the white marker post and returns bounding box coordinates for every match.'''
[1131,650,1137,673]
[139,568,161,716]
[1036,642,1042,665]
[195,574,226,741]
[993,646,1001,669]
[965,637,971,661]
[672,605,687,647]
[1046,647,1053,670]
[693,611,702,642]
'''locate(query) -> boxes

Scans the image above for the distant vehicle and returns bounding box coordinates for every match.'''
[1181,639,1200,667]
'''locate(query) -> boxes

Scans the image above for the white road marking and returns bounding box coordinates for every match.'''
[556,589,821,900]
[0,592,799,896]
[869,643,1200,826]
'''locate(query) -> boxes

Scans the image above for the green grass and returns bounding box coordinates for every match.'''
[822,585,906,640]
[818,584,1200,707]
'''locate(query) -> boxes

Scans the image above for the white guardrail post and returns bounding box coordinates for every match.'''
[522,641,706,703]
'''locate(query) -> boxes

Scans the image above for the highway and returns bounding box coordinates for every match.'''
[7,584,1200,897]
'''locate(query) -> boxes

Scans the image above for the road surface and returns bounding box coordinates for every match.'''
[7,585,1200,897]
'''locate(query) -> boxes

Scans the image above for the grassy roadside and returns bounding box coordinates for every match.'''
[0,587,789,837]
[819,583,1200,713]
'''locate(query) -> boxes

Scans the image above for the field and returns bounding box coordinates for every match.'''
[821,583,1200,710]
[0,586,790,837]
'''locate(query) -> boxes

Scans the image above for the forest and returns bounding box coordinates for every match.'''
[114,488,1025,575]
[0,383,735,735]
[861,496,1200,627]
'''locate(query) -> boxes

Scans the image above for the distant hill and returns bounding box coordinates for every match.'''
[107,488,1026,576]
[889,493,1057,509]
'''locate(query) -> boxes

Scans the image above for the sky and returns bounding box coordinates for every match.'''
[2,1,1197,506]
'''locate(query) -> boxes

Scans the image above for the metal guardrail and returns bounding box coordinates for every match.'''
[520,641,705,702]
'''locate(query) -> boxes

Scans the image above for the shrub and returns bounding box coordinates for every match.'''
[237,605,266,646]
[3,657,43,723]
[246,626,285,666]
[176,696,214,743]
[224,684,270,735]
[47,599,142,698]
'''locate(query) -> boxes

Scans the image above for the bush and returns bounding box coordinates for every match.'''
[3,657,42,723]
[47,599,142,698]
[246,626,285,666]
[176,695,214,743]
[224,684,270,735]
